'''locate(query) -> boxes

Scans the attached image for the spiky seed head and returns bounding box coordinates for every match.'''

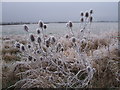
[38,20,44,28]
[61,47,64,52]
[45,38,50,47]
[80,12,84,16]
[37,37,41,44]
[90,9,93,14]
[87,66,91,72]
[56,42,62,52]
[36,28,41,34]
[80,18,84,22]
[23,24,29,32]
[80,29,84,32]
[30,34,35,42]
[50,36,56,44]
[65,34,69,38]
[90,16,93,22]
[85,11,89,18]
[57,43,61,48]
[27,44,31,49]
[43,24,47,29]
[36,50,41,54]
[81,39,86,44]
[34,58,36,62]
[68,21,73,28]
[14,42,20,48]
[40,56,43,61]
[71,37,76,43]
[20,44,25,51]
[28,56,32,61]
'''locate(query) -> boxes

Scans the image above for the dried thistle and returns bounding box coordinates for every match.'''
[23,24,29,32]
[30,34,35,42]
[38,20,44,28]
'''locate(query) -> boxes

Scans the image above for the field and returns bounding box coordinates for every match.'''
[1,11,120,89]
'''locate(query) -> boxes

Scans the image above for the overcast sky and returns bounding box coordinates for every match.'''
[2,2,118,22]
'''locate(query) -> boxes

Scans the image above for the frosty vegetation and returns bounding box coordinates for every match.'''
[4,10,119,89]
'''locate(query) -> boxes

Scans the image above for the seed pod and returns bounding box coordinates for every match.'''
[85,11,89,18]
[14,42,20,48]
[56,43,62,52]
[33,58,36,62]
[68,21,73,28]
[65,34,69,38]
[90,9,93,14]
[43,24,47,29]
[61,47,64,52]
[71,37,76,43]
[80,18,84,22]
[37,37,41,44]
[36,49,41,54]
[24,24,29,32]
[81,39,86,44]
[50,36,56,44]
[87,66,91,72]
[80,12,84,16]
[36,29,40,34]
[40,56,43,61]
[27,44,31,49]
[90,16,93,22]
[38,20,44,28]
[30,34,35,42]
[28,56,32,61]
[45,38,50,47]
[20,44,25,51]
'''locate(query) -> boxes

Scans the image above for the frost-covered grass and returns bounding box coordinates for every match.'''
[2,10,120,89]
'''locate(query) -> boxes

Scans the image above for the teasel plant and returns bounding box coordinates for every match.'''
[66,21,74,36]
[79,9,94,40]
[23,24,30,41]
[12,11,96,88]
[38,20,48,44]
[38,20,45,43]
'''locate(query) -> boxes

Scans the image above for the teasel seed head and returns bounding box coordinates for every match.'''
[80,12,84,16]
[36,28,41,34]
[14,42,20,48]
[30,34,35,42]
[50,36,56,44]
[43,24,47,29]
[65,34,69,38]
[37,37,41,44]
[61,47,64,52]
[27,44,31,49]
[89,16,93,22]
[87,66,91,72]
[71,37,76,43]
[23,24,29,32]
[20,44,25,52]
[90,9,93,14]
[80,18,84,22]
[45,38,50,47]
[56,42,62,52]
[68,21,73,28]
[28,56,32,61]
[40,56,43,61]
[36,49,41,54]
[38,20,44,28]
[33,58,36,62]
[85,11,89,18]
[81,39,86,44]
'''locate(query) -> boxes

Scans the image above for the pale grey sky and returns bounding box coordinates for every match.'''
[2,2,118,22]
